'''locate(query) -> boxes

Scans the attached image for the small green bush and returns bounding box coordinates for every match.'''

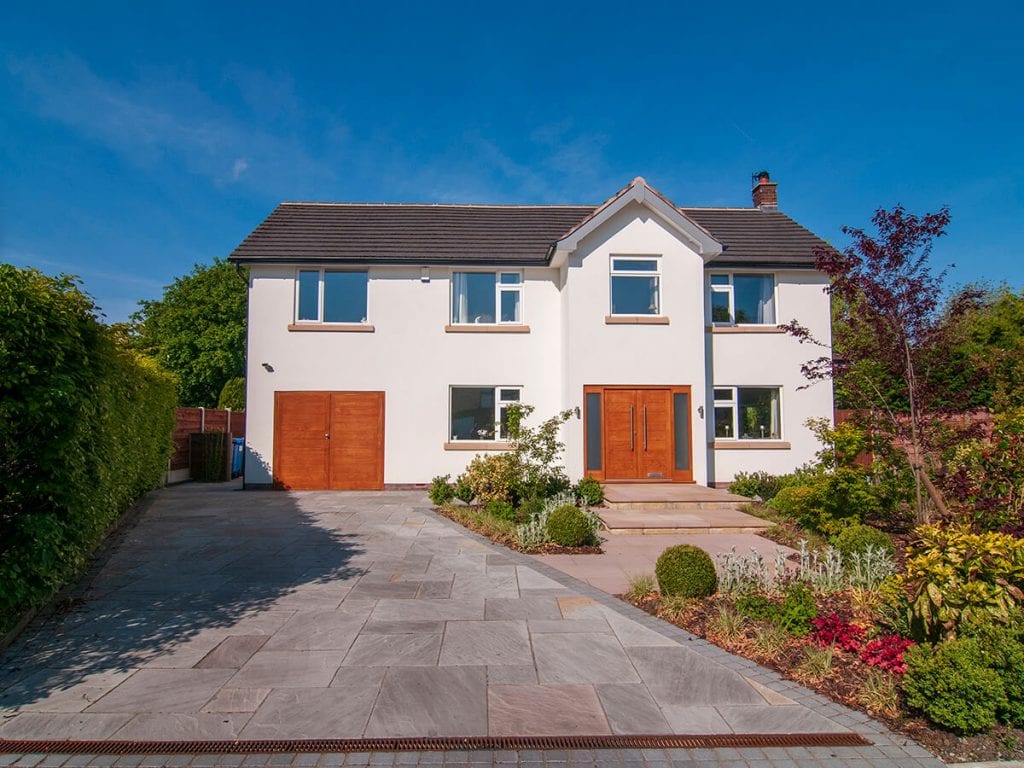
[735,593,775,622]
[516,495,545,524]
[429,475,455,506]
[453,476,475,504]
[574,476,604,506]
[833,523,894,560]
[545,503,594,547]
[655,545,717,598]
[961,619,1024,726]
[775,582,818,636]
[729,471,786,502]
[485,499,517,524]
[769,468,880,534]
[460,453,522,504]
[904,639,1007,734]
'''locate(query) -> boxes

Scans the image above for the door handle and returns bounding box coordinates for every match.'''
[643,404,648,451]
[629,405,634,451]
[324,433,330,440]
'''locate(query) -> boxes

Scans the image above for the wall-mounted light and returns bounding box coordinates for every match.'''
[697,405,704,419]
[261,362,274,372]
[574,406,581,419]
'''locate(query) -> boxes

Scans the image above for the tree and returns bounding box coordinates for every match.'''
[784,205,979,523]
[129,258,247,407]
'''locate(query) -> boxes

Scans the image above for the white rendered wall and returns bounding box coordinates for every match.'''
[560,203,711,485]
[243,265,562,485]
[706,270,834,483]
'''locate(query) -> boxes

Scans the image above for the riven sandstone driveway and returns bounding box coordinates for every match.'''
[0,483,934,764]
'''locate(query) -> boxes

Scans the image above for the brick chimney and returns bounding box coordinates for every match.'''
[751,170,778,209]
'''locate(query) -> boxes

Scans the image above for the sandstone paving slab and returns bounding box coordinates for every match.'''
[261,609,369,651]
[487,684,610,736]
[227,651,344,689]
[0,713,132,739]
[484,665,538,684]
[658,706,733,735]
[369,598,484,623]
[594,684,672,735]
[195,637,268,669]
[715,704,851,733]
[341,633,442,667]
[532,633,640,684]
[85,670,235,714]
[438,621,532,667]
[359,620,445,635]
[483,596,560,621]
[240,684,381,740]
[113,713,252,740]
[200,688,270,713]
[625,646,766,707]
[0,670,135,713]
[363,667,487,738]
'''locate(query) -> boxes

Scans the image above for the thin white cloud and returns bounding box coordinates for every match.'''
[231,157,249,181]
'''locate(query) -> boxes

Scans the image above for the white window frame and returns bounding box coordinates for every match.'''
[713,386,783,441]
[609,256,662,316]
[294,267,370,324]
[448,385,522,441]
[709,272,777,326]
[450,270,524,325]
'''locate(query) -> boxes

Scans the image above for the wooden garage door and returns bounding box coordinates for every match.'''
[273,391,384,490]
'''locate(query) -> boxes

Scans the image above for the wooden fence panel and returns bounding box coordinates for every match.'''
[170,408,245,472]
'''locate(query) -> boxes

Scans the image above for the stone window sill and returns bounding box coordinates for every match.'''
[605,315,670,325]
[444,325,530,334]
[706,325,786,334]
[443,441,513,451]
[288,323,374,333]
[710,440,792,450]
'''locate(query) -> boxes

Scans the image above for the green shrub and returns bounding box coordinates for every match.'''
[775,582,818,636]
[485,499,517,524]
[735,593,775,622]
[0,266,176,633]
[516,495,545,524]
[904,639,1007,734]
[454,476,475,504]
[655,545,717,598]
[897,523,1024,642]
[769,468,880,534]
[833,523,895,560]
[961,618,1024,725]
[460,452,521,504]
[217,376,246,411]
[429,475,455,506]
[729,471,786,502]
[545,503,594,547]
[574,476,604,506]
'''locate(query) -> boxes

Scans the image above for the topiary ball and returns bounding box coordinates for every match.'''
[655,544,717,597]
[545,504,593,547]
[833,523,894,560]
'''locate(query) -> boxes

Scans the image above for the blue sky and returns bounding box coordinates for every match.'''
[2,1,1021,322]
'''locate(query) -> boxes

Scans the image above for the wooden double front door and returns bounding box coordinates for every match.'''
[273,391,384,490]
[585,386,693,482]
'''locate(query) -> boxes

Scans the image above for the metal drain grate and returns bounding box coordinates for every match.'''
[0,733,872,755]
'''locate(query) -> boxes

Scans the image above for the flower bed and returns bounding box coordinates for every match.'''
[434,500,603,554]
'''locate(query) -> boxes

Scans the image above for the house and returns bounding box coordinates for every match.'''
[228,174,833,490]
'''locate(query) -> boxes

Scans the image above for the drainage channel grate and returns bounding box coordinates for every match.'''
[0,733,871,755]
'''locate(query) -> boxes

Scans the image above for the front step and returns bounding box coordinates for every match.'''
[602,499,743,511]
[598,506,772,535]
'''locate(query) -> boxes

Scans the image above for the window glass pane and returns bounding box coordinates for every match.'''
[586,392,602,471]
[499,389,520,401]
[611,276,659,315]
[733,274,775,323]
[710,274,729,286]
[499,273,521,284]
[323,271,368,323]
[711,291,732,323]
[451,387,495,440]
[500,290,520,323]
[713,388,733,402]
[452,272,496,323]
[297,270,319,321]
[737,387,781,439]
[673,393,691,471]
[612,259,658,272]
[714,406,735,438]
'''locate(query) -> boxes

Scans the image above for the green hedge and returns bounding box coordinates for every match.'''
[0,266,176,633]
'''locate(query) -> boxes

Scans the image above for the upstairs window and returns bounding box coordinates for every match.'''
[451,272,522,324]
[610,257,661,315]
[709,273,776,325]
[296,269,368,323]
[713,387,781,440]
[450,386,521,441]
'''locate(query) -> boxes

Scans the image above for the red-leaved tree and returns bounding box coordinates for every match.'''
[783,206,980,523]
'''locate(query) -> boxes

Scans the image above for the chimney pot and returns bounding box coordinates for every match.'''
[751,171,778,208]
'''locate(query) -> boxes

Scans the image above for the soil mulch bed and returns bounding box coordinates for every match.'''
[626,592,1024,764]
[432,504,602,555]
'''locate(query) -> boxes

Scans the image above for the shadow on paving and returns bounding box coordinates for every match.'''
[0,480,365,710]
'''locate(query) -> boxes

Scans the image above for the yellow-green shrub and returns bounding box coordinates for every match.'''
[457,452,522,504]
[895,522,1024,642]
[0,267,176,633]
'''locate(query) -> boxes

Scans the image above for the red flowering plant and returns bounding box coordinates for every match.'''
[860,635,915,674]
[810,613,865,652]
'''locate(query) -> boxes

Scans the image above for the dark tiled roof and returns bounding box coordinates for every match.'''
[228,202,829,267]
[229,203,593,266]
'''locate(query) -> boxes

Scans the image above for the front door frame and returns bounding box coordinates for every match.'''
[583,384,693,483]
